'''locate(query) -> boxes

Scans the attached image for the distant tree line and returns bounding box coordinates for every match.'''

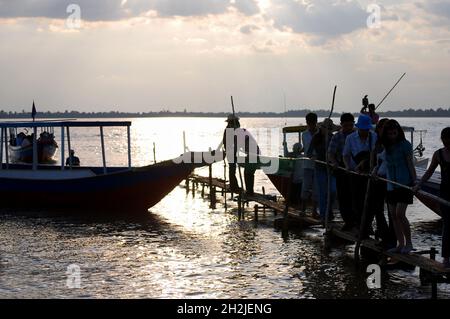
[0,107,450,119]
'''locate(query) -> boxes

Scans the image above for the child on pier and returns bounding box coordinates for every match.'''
[382,120,417,254]
[415,127,450,267]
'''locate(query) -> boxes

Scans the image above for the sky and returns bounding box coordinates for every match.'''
[0,0,450,113]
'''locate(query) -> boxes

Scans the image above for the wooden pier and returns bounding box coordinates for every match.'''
[185,170,450,299]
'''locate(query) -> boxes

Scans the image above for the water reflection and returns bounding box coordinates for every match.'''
[1,117,450,298]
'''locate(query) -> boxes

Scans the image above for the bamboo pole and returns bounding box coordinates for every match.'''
[354,178,373,262]
[224,156,227,212]
[313,159,450,209]
[376,73,406,110]
[100,126,107,174]
[325,85,337,232]
[32,127,37,170]
[127,125,132,169]
[67,126,72,169]
[0,128,3,170]
[230,96,245,199]
[61,126,65,170]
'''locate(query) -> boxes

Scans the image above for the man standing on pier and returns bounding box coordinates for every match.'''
[343,114,378,231]
[328,113,356,230]
[301,112,319,217]
[219,115,260,195]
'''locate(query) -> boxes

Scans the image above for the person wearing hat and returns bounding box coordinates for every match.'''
[219,115,260,195]
[307,118,337,222]
[343,114,377,232]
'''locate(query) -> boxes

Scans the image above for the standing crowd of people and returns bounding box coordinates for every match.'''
[294,96,450,266]
[217,99,449,267]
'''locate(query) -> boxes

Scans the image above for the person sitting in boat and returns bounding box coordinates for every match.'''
[15,132,26,147]
[66,150,80,166]
[415,127,450,268]
[21,134,33,148]
[219,114,260,195]
[287,143,304,206]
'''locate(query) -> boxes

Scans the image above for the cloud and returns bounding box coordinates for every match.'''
[0,0,260,21]
[240,24,260,34]
[268,0,368,38]
[233,0,260,16]
[425,1,450,20]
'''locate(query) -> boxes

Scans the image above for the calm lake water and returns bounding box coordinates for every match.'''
[1,117,449,299]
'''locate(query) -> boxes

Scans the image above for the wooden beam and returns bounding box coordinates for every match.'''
[66,126,72,169]
[127,125,132,169]
[61,126,65,170]
[32,127,37,170]
[100,126,107,174]
[0,128,3,170]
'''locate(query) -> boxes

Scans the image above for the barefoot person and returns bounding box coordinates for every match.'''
[220,115,260,195]
[382,120,417,254]
[301,113,319,217]
[415,127,450,267]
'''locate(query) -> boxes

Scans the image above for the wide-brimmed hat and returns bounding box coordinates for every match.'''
[225,114,240,122]
[355,114,373,130]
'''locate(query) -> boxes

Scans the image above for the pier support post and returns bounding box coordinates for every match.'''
[238,191,243,220]
[210,186,217,209]
[355,178,373,263]
[192,179,196,198]
[262,187,266,214]
[185,178,190,194]
[254,204,259,222]
[201,183,205,198]
[430,247,438,299]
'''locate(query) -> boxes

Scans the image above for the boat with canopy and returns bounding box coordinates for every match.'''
[0,120,203,212]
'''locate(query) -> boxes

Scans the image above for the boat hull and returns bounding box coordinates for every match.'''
[0,160,195,213]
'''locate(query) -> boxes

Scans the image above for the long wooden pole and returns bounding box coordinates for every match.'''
[61,126,65,170]
[67,126,72,169]
[4,128,9,169]
[100,126,107,174]
[32,127,37,170]
[0,128,3,170]
[127,125,132,169]
[375,73,406,110]
[231,96,245,193]
[314,159,450,208]
[355,178,372,261]
[325,86,337,231]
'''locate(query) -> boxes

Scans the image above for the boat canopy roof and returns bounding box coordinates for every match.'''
[0,120,132,129]
[283,125,308,134]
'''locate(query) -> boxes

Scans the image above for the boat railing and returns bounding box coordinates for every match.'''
[0,121,132,174]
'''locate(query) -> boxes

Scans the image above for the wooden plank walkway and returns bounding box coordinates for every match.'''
[329,226,450,274]
[187,173,450,298]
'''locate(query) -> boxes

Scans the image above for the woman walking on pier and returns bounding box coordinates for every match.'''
[382,120,417,254]
[415,127,450,267]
